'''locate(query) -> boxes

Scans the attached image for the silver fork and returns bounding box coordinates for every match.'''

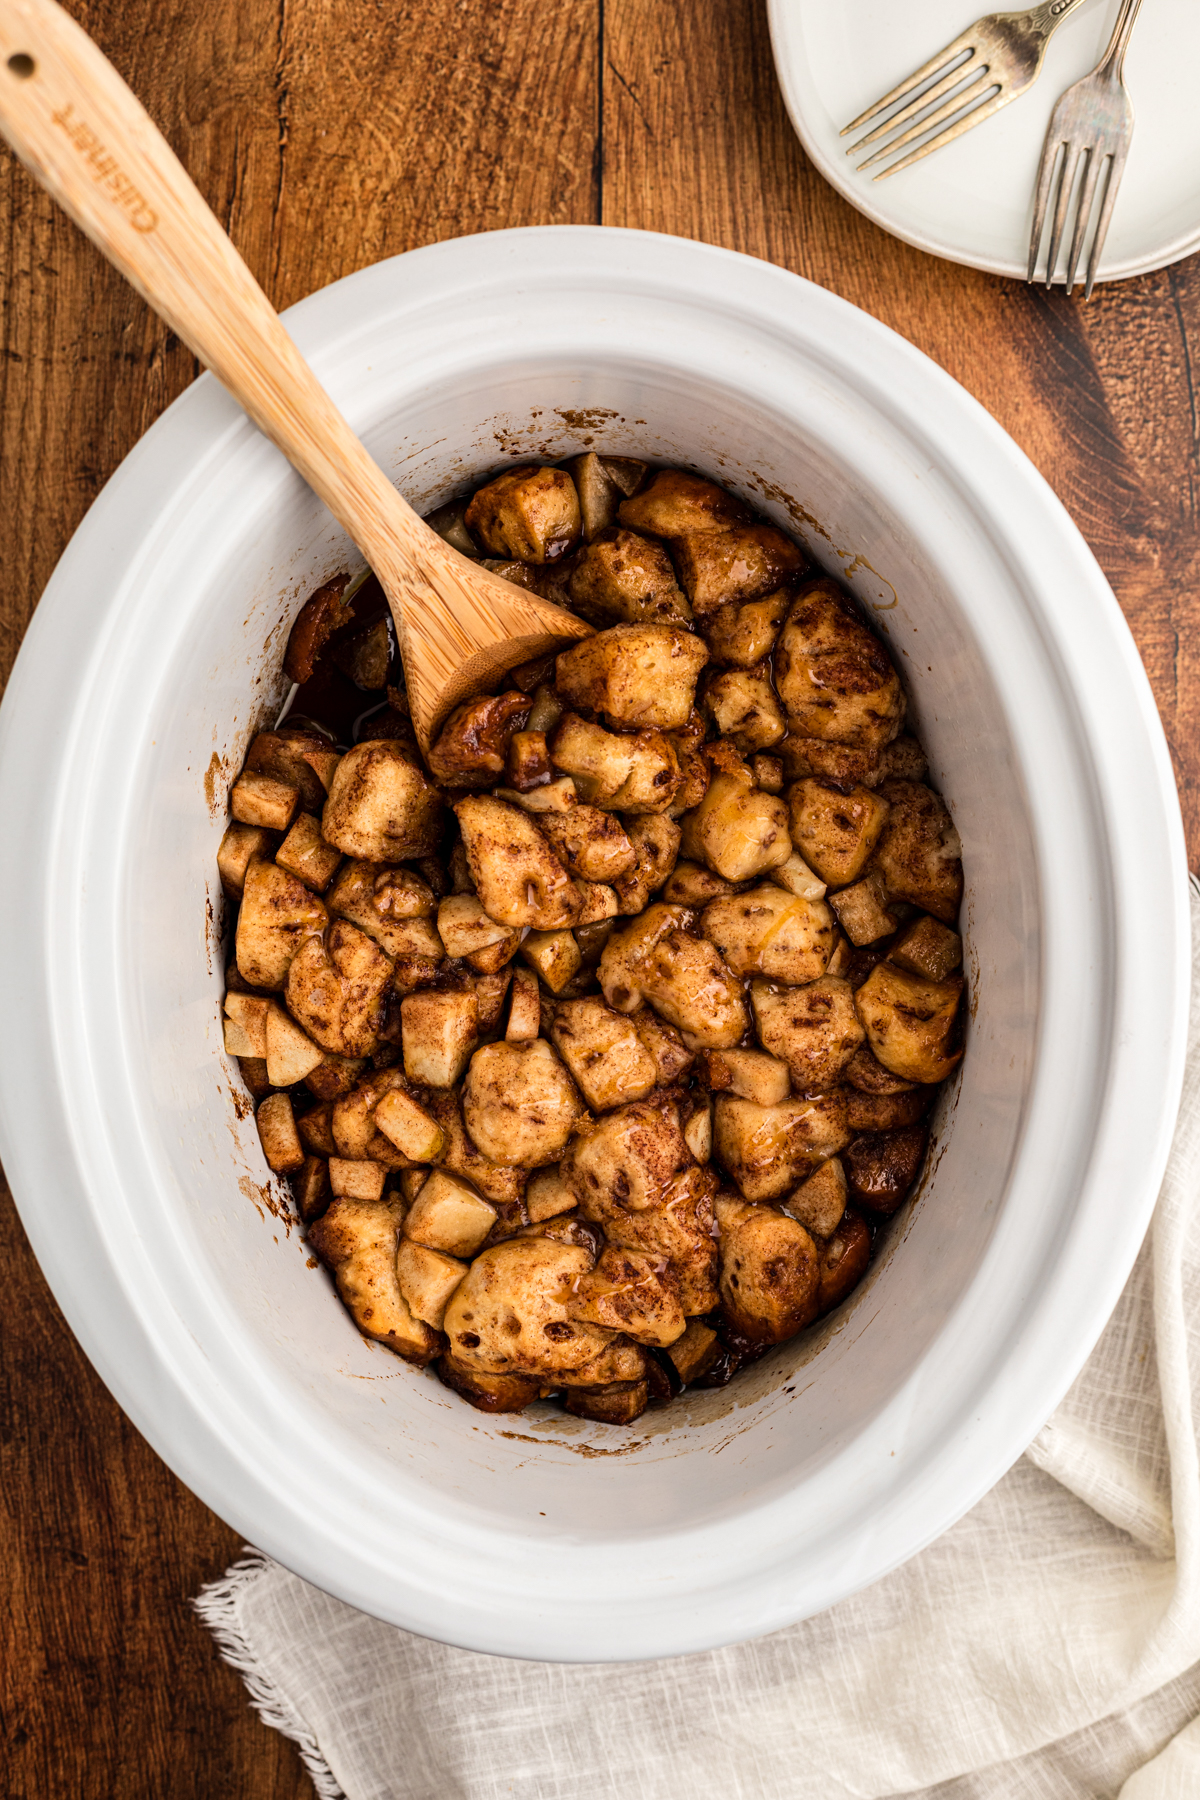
[842,0,1097,179]
[1027,0,1146,296]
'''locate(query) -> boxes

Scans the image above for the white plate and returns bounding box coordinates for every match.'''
[768,0,1200,283]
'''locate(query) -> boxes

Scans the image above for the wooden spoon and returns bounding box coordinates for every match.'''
[0,0,591,748]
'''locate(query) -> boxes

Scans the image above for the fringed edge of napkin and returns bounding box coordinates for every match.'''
[193,1549,346,1800]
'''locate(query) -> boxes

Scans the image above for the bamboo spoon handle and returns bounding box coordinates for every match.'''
[0,0,591,747]
[0,0,422,588]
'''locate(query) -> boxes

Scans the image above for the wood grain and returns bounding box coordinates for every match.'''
[1,0,1197,1792]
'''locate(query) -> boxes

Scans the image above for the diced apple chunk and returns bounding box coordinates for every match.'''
[780,1156,848,1239]
[506,967,542,1041]
[526,684,564,736]
[601,455,648,496]
[256,1092,305,1173]
[753,754,784,793]
[373,1087,445,1162]
[576,881,619,924]
[425,498,479,555]
[403,1168,497,1256]
[328,1158,387,1201]
[563,451,621,541]
[247,729,340,812]
[292,1154,331,1223]
[396,1239,468,1329]
[828,869,897,947]
[264,1002,325,1087]
[769,851,827,901]
[298,1101,338,1156]
[399,1167,429,1205]
[493,776,578,814]
[682,1096,712,1164]
[217,822,273,898]
[303,748,342,793]
[223,992,269,1058]
[665,1318,721,1384]
[332,1068,409,1159]
[276,812,341,892]
[231,769,300,831]
[889,914,963,982]
[401,988,479,1087]
[436,893,513,960]
[701,1046,791,1106]
[237,1056,272,1098]
[520,929,582,995]
[506,729,552,790]
[472,966,513,1034]
[525,1164,578,1222]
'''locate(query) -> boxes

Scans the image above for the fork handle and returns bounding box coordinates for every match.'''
[1030,0,1101,37]
[1098,0,1146,76]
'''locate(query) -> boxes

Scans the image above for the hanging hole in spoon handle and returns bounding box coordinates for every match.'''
[7,51,34,75]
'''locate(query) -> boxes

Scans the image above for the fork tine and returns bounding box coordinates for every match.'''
[1044,141,1082,288]
[1084,146,1128,300]
[871,85,1009,179]
[841,24,980,135]
[1027,133,1062,283]
[858,68,995,171]
[1065,147,1102,295]
[848,53,978,153]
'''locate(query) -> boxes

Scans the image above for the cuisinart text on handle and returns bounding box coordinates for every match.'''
[52,101,156,232]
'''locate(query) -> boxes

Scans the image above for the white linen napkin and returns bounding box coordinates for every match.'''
[195,878,1200,1800]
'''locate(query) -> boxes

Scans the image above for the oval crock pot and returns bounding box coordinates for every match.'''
[0,227,1187,1662]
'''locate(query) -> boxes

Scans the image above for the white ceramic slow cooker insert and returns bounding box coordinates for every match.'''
[0,227,1187,1661]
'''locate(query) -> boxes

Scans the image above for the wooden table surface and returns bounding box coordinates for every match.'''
[2,1,1197,1792]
